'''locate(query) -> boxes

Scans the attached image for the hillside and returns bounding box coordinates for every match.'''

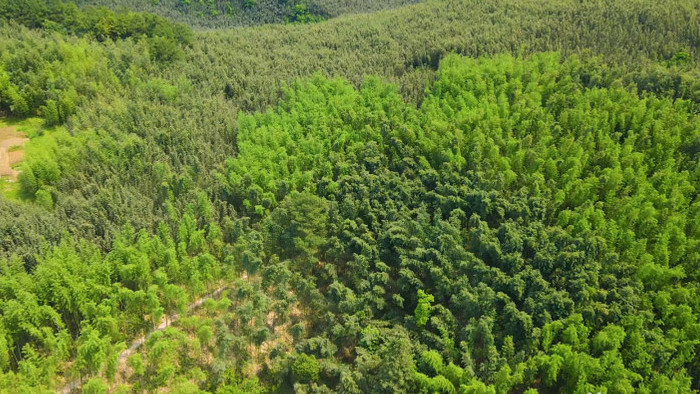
[0,0,699,392]
[72,0,423,29]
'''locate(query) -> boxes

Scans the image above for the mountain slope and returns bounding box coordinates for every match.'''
[72,0,423,28]
[0,0,698,392]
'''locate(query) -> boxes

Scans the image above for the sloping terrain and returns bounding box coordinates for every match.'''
[72,0,423,28]
[0,0,698,392]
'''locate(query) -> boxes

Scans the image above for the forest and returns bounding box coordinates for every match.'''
[70,0,421,28]
[0,0,699,392]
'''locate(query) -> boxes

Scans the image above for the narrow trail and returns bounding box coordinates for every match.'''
[58,284,231,393]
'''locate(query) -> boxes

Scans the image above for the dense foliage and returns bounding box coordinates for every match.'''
[71,0,420,28]
[0,0,698,392]
[214,53,700,392]
[0,0,193,47]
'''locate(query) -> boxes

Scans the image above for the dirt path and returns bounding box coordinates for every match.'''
[0,125,28,180]
[58,285,230,394]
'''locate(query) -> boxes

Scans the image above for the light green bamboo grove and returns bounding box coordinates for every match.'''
[0,0,698,392]
[220,53,699,392]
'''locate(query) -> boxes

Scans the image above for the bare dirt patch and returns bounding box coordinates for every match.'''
[0,125,29,180]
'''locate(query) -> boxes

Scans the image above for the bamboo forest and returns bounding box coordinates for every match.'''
[0,0,699,393]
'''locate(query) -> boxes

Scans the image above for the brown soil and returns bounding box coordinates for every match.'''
[0,126,28,180]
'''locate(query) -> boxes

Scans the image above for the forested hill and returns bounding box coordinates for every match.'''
[0,0,699,392]
[71,0,423,29]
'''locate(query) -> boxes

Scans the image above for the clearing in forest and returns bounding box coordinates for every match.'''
[0,124,28,182]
